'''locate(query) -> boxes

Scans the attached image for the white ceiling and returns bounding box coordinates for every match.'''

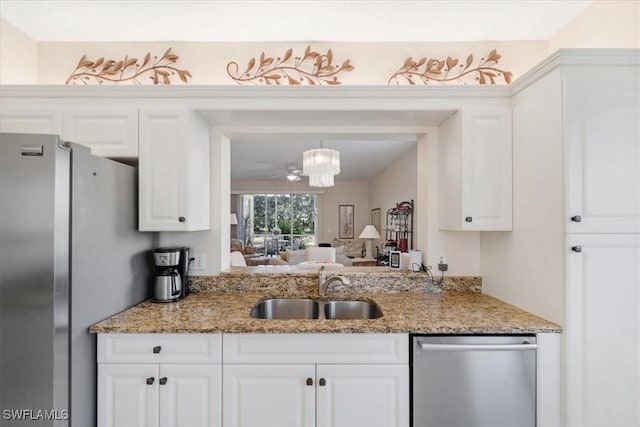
[1,0,592,42]
[231,134,418,182]
[211,109,453,182]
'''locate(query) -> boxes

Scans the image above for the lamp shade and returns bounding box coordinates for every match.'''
[230,213,238,225]
[302,148,340,187]
[359,225,381,239]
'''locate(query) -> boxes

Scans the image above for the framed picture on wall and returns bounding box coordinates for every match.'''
[338,205,355,239]
[371,208,381,233]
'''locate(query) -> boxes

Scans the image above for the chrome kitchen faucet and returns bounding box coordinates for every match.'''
[318,266,351,297]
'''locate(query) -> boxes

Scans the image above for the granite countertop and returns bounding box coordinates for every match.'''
[90,268,560,334]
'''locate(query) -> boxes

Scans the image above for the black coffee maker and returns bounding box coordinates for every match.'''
[151,247,190,302]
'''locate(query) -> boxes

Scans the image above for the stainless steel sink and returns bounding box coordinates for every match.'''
[250,298,382,320]
[323,300,383,320]
[250,298,319,319]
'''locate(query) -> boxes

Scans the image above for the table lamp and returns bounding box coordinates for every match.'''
[359,225,381,259]
[230,213,238,225]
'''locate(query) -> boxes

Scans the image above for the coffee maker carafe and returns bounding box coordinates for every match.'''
[151,247,190,303]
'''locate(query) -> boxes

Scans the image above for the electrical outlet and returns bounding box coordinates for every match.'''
[191,254,205,270]
[438,255,448,272]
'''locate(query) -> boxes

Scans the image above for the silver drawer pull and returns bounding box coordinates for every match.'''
[419,343,538,351]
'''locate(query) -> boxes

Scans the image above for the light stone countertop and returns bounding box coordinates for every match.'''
[90,268,560,334]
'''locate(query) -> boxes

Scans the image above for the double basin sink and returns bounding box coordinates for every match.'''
[250,298,382,320]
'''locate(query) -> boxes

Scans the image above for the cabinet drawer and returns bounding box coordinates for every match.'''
[223,333,408,364]
[98,333,221,364]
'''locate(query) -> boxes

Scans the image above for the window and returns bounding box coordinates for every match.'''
[240,194,317,254]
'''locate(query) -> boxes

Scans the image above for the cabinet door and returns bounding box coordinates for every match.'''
[316,364,409,427]
[461,108,512,231]
[565,234,640,427]
[223,364,315,427]
[0,107,62,135]
[438,107,512,231]
[159,364,221,427]
[98,364,159,427]
[63,107,138,158]
[565,74,640,233]
[139,108,190,231]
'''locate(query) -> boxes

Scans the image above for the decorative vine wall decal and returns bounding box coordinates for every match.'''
[65,48,192,85]
[387,49,512,85]
[226,45,354,85]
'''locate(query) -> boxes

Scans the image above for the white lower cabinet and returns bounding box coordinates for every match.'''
[97,334,222,427]
[222,333,409,427]
[223,365,316,427]
[98,364,159,427]
[316,364,409,427]
[565,234,640,427]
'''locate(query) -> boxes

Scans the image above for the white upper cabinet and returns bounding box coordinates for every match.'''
[439,107,513,231]
[63,107,138,158]
[0,107,62,135]
[565,73,640,234]
[138,108,210,232]
[1,106,137,159]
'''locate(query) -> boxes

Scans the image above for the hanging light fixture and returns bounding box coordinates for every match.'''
[302,141,340,187]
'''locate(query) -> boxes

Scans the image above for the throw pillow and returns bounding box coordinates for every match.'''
[285,249,306,265]
[343,240,363,258]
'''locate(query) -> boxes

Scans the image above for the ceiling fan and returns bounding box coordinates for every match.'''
[267,165,303,182]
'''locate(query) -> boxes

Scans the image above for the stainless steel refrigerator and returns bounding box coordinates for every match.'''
[0,133,154,426]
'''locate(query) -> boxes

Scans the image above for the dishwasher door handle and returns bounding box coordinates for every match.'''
[418,343,538,351]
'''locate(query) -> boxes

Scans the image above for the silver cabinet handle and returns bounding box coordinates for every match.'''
[153,346,161,354]
[146,377,155,385]
[419,343,538,351]
[319,378,326,386]
[572,246,582,253]
[159,377,168,385]
[465,217,472,223]
[571,215,582,222]
[178,216,186,223]
[306,378,313,386]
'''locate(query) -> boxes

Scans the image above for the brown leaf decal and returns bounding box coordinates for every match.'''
[388,49,511,85]
[226,45,354,85]
[282,48,292,63]
[503,71,513,84]
[65,48,191,85]
[465,54,473,69]
[245,57,256,75]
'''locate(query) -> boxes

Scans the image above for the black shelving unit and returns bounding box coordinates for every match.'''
[377,199,414,266]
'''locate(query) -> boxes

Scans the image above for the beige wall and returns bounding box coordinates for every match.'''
[230,180,370,245]
[422,130,482,276]
[480,70,565,325]
[548,0,640,53]
[0,19,37,84]
[23,40,547,85]
[369,144,418,251]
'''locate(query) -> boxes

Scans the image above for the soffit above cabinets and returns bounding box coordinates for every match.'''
[196,109,457,128]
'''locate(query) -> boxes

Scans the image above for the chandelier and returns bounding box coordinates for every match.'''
[302,142,340,187]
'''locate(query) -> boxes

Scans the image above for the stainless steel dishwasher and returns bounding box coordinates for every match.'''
[412,335,537,427]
